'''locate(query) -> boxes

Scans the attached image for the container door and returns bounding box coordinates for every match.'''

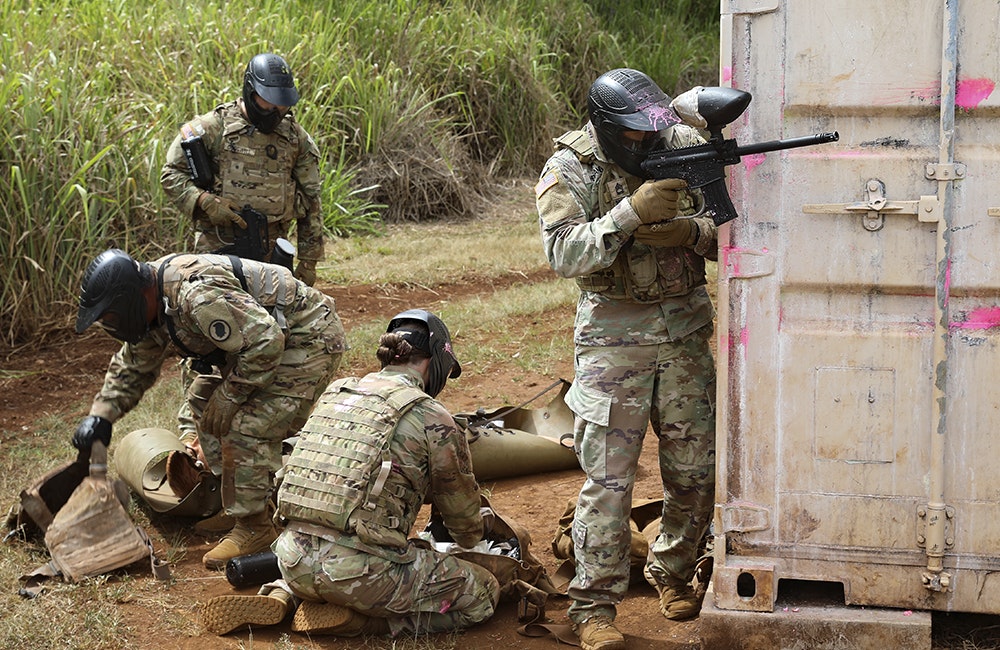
[715,0,1000,613]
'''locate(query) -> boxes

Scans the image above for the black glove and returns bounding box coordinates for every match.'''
[72,415,112,451]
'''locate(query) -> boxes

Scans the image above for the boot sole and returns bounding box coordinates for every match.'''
[291,600,354,634]
[201,595,289,635]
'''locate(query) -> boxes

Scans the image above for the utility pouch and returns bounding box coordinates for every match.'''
[181,131,213,190]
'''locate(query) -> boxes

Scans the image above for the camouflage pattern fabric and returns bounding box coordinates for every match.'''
[273,366,495,634]
[88,254,346,518]
[536,124,717,624]
[274,527,499,636]
[163,101,325,441]
[161,101,325,263]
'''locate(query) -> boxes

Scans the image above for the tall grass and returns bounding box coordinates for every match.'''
[0,0,719,348]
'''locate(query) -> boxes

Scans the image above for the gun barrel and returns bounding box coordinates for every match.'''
[736,131,839,157]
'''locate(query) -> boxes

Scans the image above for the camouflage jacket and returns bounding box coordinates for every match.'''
[281,367,484,563]
[536,123,716,347]
[160,101,325,261]
[88,254,344,422]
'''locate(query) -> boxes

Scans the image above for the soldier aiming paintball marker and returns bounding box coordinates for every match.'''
[640,87,839,226]
[216,205,296,272]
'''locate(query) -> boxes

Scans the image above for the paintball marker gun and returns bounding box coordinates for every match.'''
[215,205,296,272]
[640,87,839,226]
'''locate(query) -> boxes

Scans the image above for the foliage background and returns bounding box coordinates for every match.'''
[0,0,718,347]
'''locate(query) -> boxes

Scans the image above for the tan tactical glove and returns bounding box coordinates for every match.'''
[295,259,317,286]
[197,192,247,229]
[633,220,697,248]
[200,386,241,439]
[629,178,687,224]
[634,217,716,254]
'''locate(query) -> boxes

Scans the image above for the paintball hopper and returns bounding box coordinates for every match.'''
[671,86,752,137]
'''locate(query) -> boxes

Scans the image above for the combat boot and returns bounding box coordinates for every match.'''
[194,509,235,534]
[572,615,626,650]
[645,564,703,621]
[201,587,293,635]
[291,600,390,637]
[203,511,278,569]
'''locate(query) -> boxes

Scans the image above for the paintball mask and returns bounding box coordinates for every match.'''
[242,53,299,134]
[75,249,155,345]
[588,68,681,177]
[386,309,462,398]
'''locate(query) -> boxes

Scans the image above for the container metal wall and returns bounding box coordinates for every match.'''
[715,0,1000,614]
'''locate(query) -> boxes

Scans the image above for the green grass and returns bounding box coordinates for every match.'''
[0,0,719,348]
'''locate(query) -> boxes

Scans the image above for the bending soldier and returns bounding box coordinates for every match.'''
[72,249,346,569]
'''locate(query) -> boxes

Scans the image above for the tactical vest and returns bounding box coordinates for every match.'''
[157,254,296,369]
[555,129,707,303]
[215,103,300,225]
[277,376,428,549]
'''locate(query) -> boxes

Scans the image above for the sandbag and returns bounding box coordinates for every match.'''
[114,427,221,518]
[455,379,579,481]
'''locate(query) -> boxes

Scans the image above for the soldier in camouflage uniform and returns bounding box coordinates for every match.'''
[201,310,497,638]
[71,249,346,569]
[535,69,717,650]
[160,53,326,449]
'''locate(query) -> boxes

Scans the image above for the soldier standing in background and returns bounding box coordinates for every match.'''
[160,52,326,454]
[71,249,345,569]
[535,69,718,650]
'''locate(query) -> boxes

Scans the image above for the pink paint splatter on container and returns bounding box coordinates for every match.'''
[744,153,767,172]
[956,78,995,109]
[951,306,1000,330]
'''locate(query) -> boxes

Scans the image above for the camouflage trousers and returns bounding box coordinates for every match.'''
[186,296,345,518]
[176,226,296,440]
[273,528,500,636]
[563,323,716,623]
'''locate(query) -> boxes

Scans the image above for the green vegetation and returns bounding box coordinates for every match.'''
[0,0,718,346]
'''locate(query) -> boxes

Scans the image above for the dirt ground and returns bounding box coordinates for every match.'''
[0,270,702,649]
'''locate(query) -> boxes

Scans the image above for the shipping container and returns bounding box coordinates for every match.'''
[713,0,1000,620]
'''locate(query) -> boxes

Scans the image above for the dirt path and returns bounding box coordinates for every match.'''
[1,267,701,649]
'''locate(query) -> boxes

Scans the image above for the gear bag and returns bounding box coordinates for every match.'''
[114,427,221,518]
[421,495,562,625]
[6,451,90,538]
[16,442,169,596]
[453,379,579,481]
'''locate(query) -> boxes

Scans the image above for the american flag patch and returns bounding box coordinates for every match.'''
[535,171,559,198]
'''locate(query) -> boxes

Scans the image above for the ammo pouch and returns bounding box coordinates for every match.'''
[17,442,169,596]
[114,427,221,518]
[453,379,578,482]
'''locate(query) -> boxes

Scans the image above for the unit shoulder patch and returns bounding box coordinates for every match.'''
[208,320,231,342]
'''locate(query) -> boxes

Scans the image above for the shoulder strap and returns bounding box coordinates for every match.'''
[157,256,200,360]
